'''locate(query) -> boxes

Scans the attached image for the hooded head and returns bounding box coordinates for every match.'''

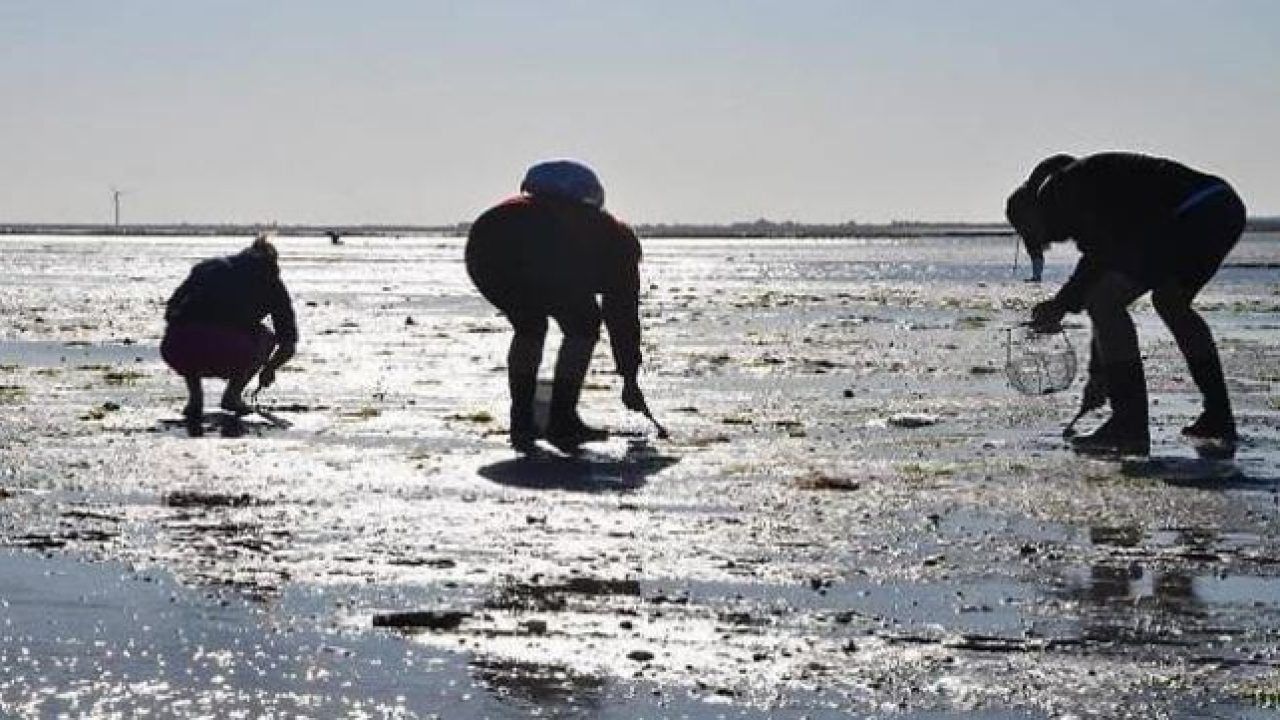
[520,159,605,209]
[1006,154,1075,257]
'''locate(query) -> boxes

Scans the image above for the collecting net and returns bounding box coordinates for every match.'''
[1004,327,1077,395]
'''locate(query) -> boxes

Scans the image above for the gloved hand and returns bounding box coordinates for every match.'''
[1029,298,1066,333]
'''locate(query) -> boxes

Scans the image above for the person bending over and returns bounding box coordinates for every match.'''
[1006,152,1245,457]
[466,160,650,453]
[161,235,298,436]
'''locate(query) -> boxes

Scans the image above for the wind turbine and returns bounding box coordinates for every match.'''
[110,187,131,226]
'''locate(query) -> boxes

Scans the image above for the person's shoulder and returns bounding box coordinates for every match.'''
[600,212,640,258]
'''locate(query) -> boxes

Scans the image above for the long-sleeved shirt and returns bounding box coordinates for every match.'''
[165,249,299,346]
[1036,152,1224,310]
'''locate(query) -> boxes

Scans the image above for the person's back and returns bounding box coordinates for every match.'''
[1041,152,1220,249]
[167,250,295,341]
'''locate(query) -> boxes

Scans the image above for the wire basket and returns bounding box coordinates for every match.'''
[1004,327,1077,395]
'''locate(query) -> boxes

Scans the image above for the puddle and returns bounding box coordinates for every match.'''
[0,339,157,366]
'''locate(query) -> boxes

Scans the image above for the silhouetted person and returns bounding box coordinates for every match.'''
[1007,152,1245,457]
[465,160,649,453]
[161,235,298,436]
[1026,246,1045,282]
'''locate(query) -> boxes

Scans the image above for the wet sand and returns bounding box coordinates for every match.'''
[1,233,1279,718]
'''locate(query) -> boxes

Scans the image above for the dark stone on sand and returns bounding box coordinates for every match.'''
[388,557,456,568]
[163,491,257,508]
[627,650,655,662]
[520,619,548,635]
[372,610,470,630]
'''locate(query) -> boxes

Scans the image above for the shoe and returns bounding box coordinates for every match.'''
[511,431,539,455]
[1181,412,1237,460]
[1181,412,1238,444]
[1070,416,1150,457]
[544,419,609,454]
[219,415,245,438]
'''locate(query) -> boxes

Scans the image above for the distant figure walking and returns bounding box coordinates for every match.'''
[161,235,298,436]
[1006,152,1245,457]
[465,160,650,453]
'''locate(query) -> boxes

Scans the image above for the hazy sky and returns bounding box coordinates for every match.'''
[2,1,1277,224]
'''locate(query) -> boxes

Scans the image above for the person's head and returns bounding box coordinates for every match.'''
[520,159,605,209]
[1006,154,1075,257]
[242,234,280,271]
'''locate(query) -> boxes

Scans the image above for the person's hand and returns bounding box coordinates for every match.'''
[621,376,647,413]
[1029,298,1066,333]
[258,366,277,388]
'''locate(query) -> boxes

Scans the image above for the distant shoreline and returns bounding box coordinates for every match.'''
[1,217,1278,239]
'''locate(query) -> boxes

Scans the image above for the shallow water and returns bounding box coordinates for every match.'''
[1,232,1279,718]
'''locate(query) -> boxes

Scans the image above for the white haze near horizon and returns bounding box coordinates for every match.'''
[1,0,1277,226]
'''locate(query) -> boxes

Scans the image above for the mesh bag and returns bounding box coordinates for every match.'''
[1004,327,1077,395]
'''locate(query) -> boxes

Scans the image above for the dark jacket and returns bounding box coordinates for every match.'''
[1035,152,1225,310]
[165,249,299,346]
[466,195,643,377]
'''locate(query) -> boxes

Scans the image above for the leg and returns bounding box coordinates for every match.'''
[1153,191,1244,449]
[545,299,606,451]
[221,325,276,415]
[506,315,548,452]
[1152,283,1236,443]
[1073,272,1151,456]
[183,375,204,437]
[1063,334,1107,437]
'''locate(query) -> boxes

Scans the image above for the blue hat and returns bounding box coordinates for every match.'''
[520,159,605,208]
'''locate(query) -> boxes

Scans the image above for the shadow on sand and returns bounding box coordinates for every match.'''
[478,439,679,493]
[1122,455,1279,490]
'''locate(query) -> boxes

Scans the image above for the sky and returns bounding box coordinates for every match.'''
[1,1,1277,225]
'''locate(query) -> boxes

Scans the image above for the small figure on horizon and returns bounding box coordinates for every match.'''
[465,160,651,454]
[1006,152,1245,457]
[161,235,298,436]
[328,230,343,245]
[1026,245,1045,283]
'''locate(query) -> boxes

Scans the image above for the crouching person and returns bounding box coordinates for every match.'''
[466,160,651,454]
[161,235,298,436]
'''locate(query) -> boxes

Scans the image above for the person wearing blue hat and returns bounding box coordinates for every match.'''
[465,160,650,453]
[1006,152,1245,458]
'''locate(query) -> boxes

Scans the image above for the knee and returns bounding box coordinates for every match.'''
[564,322,600,344]
[557,312,601,343]
[510,315,548,340]
[1151,288,1192,324]
[1084,297,1130,329]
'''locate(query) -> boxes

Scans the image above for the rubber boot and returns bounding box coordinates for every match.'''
[545,336,608,453]
[1071,360,1150,457]
[1079,341,1108,414]
[508,371,539,454]
[1180,354,1237,446]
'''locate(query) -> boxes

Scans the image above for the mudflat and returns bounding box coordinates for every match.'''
[2,233,1278,718]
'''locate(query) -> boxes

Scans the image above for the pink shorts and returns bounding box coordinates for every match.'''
[161,324,274,379]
